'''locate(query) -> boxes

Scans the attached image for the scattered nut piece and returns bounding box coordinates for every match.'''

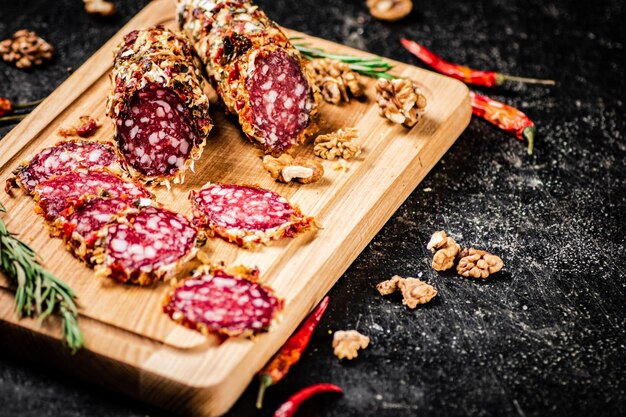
[58,116,101,138]
[314,128,361,160]
[84,0,117,17]
[456,248,504,279]
[308,58,364,104]
[377,275,436,308]
[0,30,53,69]
[397,278,437,308]
[375,78,427,127]
[332,330,370,360]
[262,154,324,184]
[427,230,460,271]
[367,0,413,22]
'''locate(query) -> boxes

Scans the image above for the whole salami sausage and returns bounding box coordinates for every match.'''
[178,0,319,155]
[106,26,213,186]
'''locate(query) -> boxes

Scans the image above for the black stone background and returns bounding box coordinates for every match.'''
[0,1,624,416]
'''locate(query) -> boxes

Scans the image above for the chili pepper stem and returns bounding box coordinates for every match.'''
[496,73,556,86]
[0,114,27,123]
[256,374,274,409]
[523,126,536,155]
[13,98,44,109]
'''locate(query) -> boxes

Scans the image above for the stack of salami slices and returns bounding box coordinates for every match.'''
[8,139,199,286]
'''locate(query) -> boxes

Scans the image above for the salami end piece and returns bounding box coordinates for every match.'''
[107,27,213,186]
[8,140,122,194]
[33,170,152,232]
[189,183,315,247]
[94,206,198,286]
[163,265,282,337]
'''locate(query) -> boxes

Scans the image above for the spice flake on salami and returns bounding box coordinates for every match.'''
[178,0,319,155]
[94,206,198,286]
[8,139,121,194]
[33,170,152,230]
[106,26,213,186]
[163,265,282,337]
[189,183,315,247]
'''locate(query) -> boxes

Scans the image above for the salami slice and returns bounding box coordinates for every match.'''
[189,183,315,247]
[94,206,198,285]
[178,0,319,155]
[163,265,282,337]
[33,170,151,228]
[62,196,150,264]
[107,26,213,186]
[9,140,121,194]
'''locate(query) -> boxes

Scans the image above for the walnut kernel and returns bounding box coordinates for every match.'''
[332,330,370,360]
[314,128,361,160]
[376,274,402,295]
[367,0,413,22]
[456,248,504,278]
[84,0,117,17]
[375,78,427,127]
[427,230,460,271]
[0,30,53,69]
[308,58,364,104]
[262,154,323,184]
[397,278,437,308]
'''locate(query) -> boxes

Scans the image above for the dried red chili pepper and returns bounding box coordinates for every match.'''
[256,296,330,409]
[273,383,343,417]
[0,97,12,117]
[470,91,536,154]
[401,39,555,87]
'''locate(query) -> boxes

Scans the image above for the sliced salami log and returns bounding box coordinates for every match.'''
[189,183,315,247]
[62,196,150,264]
[106,26,213,186]
[163,265,282,337]
[8,140,121,194]
[94,206,198,286]
[33,170,152,229]
[178,0,319,154]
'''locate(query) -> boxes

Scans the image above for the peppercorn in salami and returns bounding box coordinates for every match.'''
[163,265,282,337]
[106,26,213,186]
[189,183,315,247]
[94,206,198,286]
[177,0,318,155]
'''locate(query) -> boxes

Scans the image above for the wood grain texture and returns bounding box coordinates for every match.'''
[0,0,470,415]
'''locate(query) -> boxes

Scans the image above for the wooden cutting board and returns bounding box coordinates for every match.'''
[0,0,470,415]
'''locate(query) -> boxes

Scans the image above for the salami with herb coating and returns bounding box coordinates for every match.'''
[163,265,282,337]
[94,206,198,286]
[8,140,121,194]
[34,170,152,229]
[106,26,213,186]
[178,0,319,154]
[189,183,315,247]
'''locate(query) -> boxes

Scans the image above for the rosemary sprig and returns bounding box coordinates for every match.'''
[0,202,84,352]
[293,43,398,80]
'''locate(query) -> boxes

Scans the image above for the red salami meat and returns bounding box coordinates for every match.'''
[9,140,121,194]
[107,26,213,186]
[189,183,315,247]
[95,206,198,285]
[33,170,151,226]
[62,197,148,264]
[178,0,319,154]
[163,265,282,337]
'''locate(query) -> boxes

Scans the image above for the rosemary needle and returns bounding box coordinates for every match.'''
[0,202,84,352]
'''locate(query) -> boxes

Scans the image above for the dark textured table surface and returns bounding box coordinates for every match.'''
[1,1,624,416]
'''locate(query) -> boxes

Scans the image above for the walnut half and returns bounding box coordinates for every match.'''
[427,230,460,271]
[313,128,361,160]
[262,154,323,184]
[0,30,53,69]
[456,248,504,278]
[308,58,364,104]
[332,330,370,360]
[377,275,437,308]
[367,0,413,22]
[376,78,427,128]
[84,0,117,17]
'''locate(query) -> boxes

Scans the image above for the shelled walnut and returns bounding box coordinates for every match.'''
[367,0,413,22]
[0,30,53,69]
[332,330,370,360]
[84,0,117,17]
[375,78,427,127]
[308,58,364,104]
[314,128,361,160]
[262,154,323,184]
[456,248,504,278]
[427,230,460,271]
[377,275,437,308]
